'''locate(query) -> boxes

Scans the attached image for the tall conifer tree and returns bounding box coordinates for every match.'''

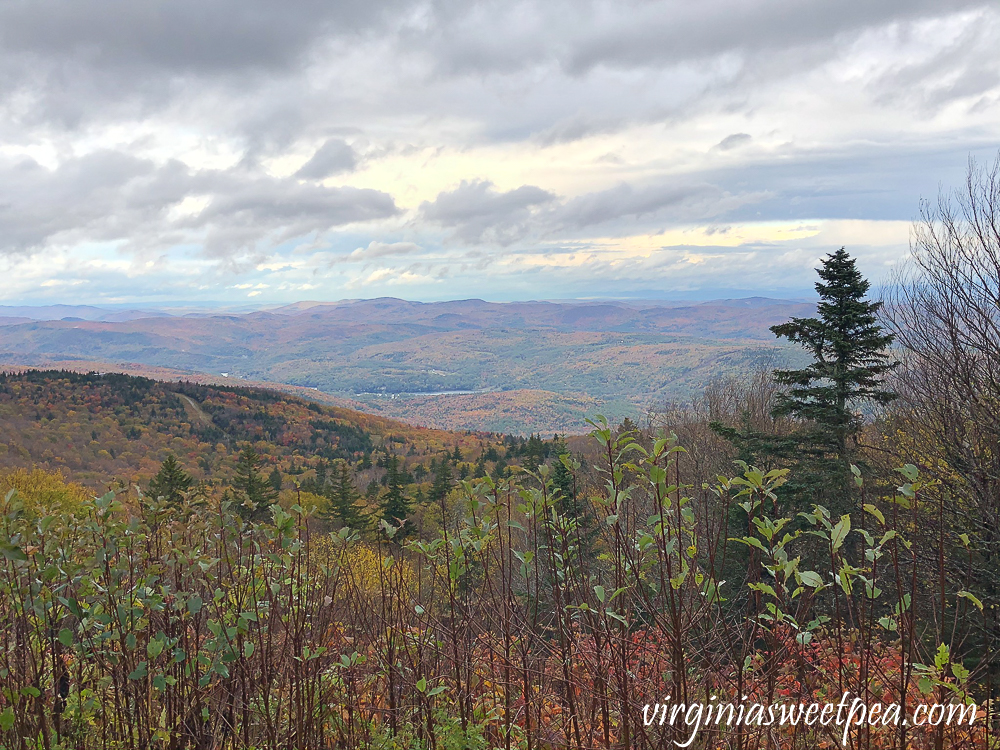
[325,460,368,530]
[148,454,192,507]
[770,248,897,462]
[712,248,896,507]
[233,446,279,521]
[430,454,453,504]
[380,454,413,537]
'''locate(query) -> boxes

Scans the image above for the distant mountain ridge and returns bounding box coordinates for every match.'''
[0,297,813,433]
[0,304,175,322]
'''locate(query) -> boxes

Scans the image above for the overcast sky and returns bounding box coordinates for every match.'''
[1,0,998,305]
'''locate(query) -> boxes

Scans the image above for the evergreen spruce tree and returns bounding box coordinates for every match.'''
[705,249,896,579]
[147,454,193,507]
[380,454,413,537]
[524,434,545,469]
[550,439,575,508]
[769,248,897,500]
[268,467,283,494]
[315,459,328,488]
[492,457,508,480]
[710,249,896,505]
[232,446,279,521]
[430,454,453,504]
[552,439,597,550]
[324,460,368,530]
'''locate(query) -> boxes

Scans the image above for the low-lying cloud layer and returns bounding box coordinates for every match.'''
[1,0,997,303]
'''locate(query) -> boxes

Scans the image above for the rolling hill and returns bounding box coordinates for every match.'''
[0,297,813,433]
[0,369,508,489]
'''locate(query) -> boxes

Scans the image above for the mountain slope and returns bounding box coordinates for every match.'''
[0,370,496,488]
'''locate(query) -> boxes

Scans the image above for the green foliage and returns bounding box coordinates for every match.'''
[324,460,368,531]
[268,466,283,493]
[232,445,278,521]
[381,453,413,538]
[147,453,193,506]
[0,429,988,750]
[429,454,453,505]
[0,365,992,749]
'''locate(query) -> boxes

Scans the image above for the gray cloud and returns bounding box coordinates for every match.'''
[715,133,752,151]
[0,1,400,75]
[0,0,989,138]
[534,114,625,146]
[348,241,422,261]
[295,139,360,179]
[0,152,397,258]
[409,0,985,80]
[420,180,557,245]
[416,178,770,244]
[864,9,1000,112]
[193,177,399,259]
[0,152,177,252]
[561,0,984,73]
[554,181,765,230]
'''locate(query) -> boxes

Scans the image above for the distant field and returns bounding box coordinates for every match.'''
[0,297,812,433]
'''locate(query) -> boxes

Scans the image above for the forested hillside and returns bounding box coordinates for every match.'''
[0,370,570,500]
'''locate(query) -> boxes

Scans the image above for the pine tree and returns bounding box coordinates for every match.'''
[430,454,453,504]
[380,454,413,537]
[325,460,368,530]
[551,440,597,552]
[147,454,192,507]
[551,439,575,507]
[770,248,897,462]
[232,446,279,521]
[268,467,283,493]
[492,457,508,480]
[525,434,545,469]
[315,459,328,488]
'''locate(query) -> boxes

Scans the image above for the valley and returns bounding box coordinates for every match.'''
[0,297,812,433]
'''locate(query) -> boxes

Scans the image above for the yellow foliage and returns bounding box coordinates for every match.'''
[310,538,416,596]
[291,490,328,514]
[343,543,384,593]
[0,467,90,513]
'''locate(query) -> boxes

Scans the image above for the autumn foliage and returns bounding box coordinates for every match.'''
[0,405,992,749]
